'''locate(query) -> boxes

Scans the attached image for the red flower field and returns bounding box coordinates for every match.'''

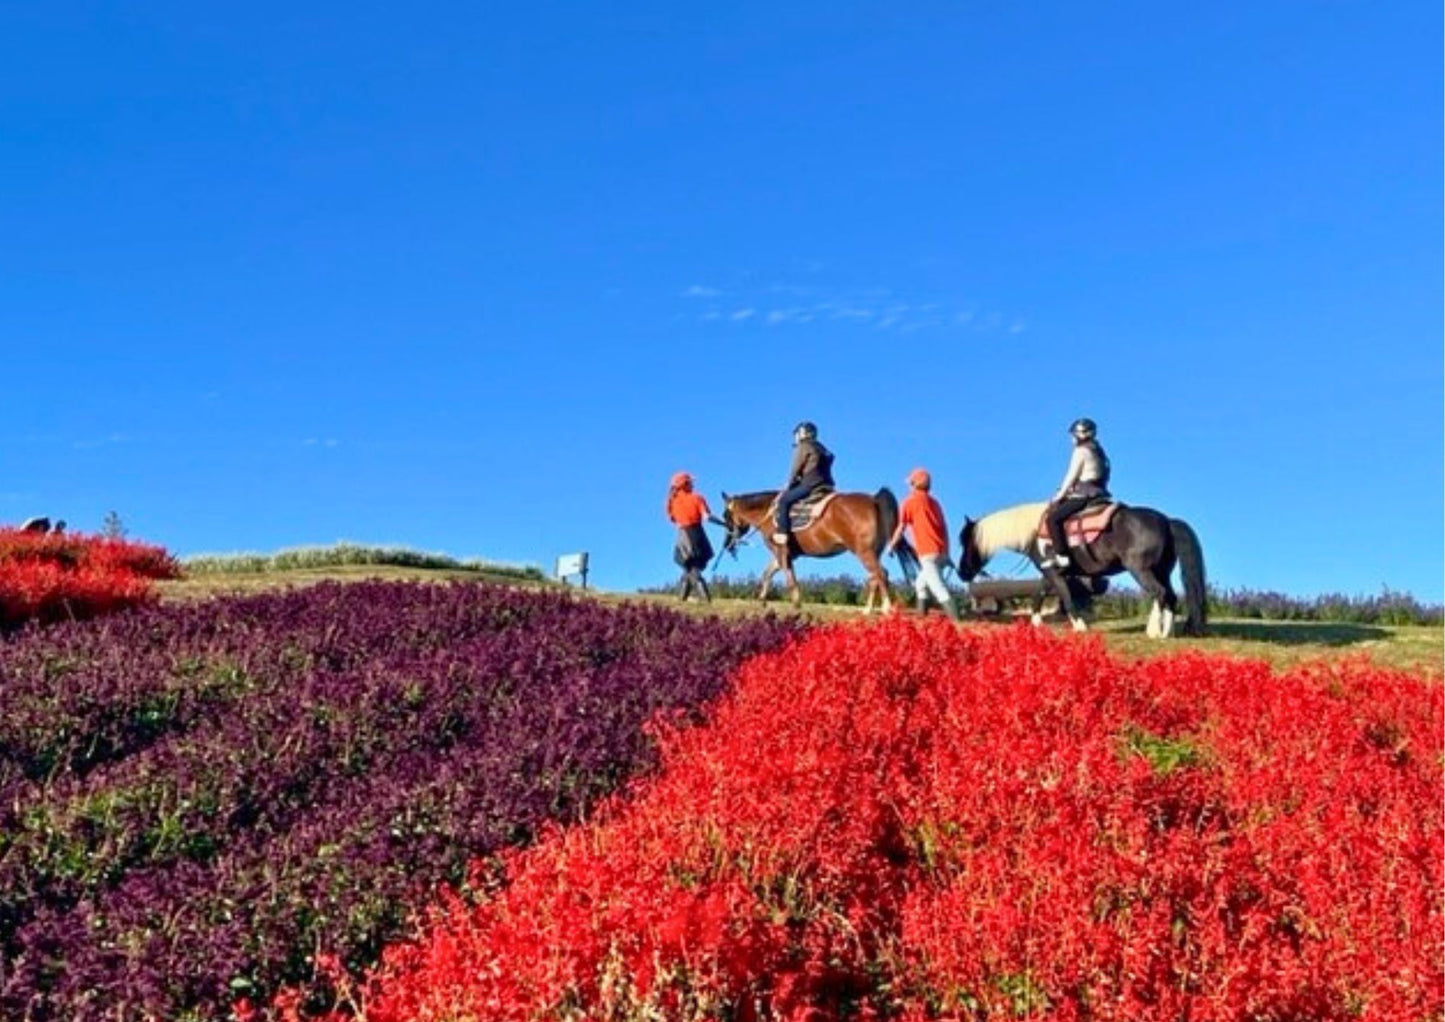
[299,618,1442,1021]
[0,529,179,627]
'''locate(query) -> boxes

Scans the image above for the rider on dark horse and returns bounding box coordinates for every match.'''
[772,421,835,545]
[1042,417,1112,570]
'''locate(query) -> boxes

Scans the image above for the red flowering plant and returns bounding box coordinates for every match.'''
[0,528,178,627]
[306,618,1442,1021]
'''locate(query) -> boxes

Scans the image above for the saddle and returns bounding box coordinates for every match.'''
[1038,500,1120,548]
[778,488,838,531]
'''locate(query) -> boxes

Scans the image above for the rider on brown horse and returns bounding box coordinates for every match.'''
[1042,417,1112,570]
[772,421,835,545]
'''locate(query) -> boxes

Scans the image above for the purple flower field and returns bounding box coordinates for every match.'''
[0,582,799,1020]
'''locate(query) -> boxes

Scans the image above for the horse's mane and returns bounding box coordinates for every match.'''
[729,490,779,512]
[972,502,1049,560]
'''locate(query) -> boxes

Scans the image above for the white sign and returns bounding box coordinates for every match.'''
[555,552,589,584]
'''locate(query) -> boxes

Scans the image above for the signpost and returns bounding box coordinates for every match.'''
[555,552,589,589]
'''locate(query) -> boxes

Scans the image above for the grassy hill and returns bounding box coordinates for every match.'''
[158,546,1443,675]
[166,543,546,600]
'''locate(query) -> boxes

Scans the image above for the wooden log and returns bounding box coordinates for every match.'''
[967,579,1049,601]
[965,576,1111,617]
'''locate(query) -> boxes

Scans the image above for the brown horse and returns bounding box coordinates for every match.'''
[715,488,918,611]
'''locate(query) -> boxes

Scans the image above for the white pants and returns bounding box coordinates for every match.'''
[915,554,956,608]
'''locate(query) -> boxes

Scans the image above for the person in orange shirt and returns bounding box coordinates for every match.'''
[666,471,714,602]
[886,468,960,620]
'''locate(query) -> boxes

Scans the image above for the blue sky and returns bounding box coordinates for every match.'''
[2,2,1440,599]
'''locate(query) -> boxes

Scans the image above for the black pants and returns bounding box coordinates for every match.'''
[775,475,829,533]
[677,568,711,602]
[674,524,713,601]
[1046,496,1095,558]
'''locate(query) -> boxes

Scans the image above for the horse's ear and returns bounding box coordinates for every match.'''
[721,490,730,502]
[963,515,973,527]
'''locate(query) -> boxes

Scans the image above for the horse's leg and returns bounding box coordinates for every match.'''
[1047,571,1085,631]
[855,546,891,615]
[1158,552,1180,638]
[1156,570,1179,638]
[757,554,778,602]
[784,564,802,607]
[1127,562,1175,640]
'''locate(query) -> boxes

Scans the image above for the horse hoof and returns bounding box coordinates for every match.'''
[1030,613,1043,627]
[1071,617,1088,633]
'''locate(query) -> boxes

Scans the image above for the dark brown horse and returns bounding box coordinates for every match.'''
[715,489,918,611]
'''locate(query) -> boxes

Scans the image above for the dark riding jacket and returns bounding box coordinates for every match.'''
[786,439,835,490]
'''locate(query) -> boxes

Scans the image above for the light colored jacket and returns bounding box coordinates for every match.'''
[1054,441,1110,500]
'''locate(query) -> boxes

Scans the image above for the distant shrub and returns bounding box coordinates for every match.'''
[183,543,545,581]
[1093,585,1442,627]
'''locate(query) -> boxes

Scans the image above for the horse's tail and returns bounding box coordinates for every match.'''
[875,487,918,584]
[1169,517,1208,636]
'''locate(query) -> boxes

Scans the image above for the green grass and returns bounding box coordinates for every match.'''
[165,545,548,602]
[182,543,544,579]
[636,596,1442,676]
[1118,724,1211,775]
[1092,617,1442,675]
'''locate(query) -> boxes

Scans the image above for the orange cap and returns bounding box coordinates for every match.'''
[670,471,693,489]
[908,467,931,489]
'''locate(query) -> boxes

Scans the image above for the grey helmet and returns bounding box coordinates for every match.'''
[793,421,818,442]
[1069,417,1097,440]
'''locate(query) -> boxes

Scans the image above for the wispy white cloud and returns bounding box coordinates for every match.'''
[678,278,1023,336]
[767,284,818,297]
[876,305,910,330]
[72,433,128,451]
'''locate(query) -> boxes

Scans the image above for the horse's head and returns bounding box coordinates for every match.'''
[717,491,751,560]
[955,516,984,582]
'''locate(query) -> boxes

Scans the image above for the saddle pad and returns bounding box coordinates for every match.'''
[1038,502,1120,548]
[782,490,839,531]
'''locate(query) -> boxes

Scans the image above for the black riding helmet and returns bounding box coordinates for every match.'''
[1069,417,1097,440]
[793,421,818,441]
